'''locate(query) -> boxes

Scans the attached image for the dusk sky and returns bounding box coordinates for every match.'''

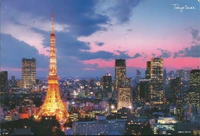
[0,0,200,78]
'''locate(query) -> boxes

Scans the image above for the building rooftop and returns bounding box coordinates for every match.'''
[73,119,126,125]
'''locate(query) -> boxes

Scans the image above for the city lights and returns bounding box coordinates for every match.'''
[1,1,199,136]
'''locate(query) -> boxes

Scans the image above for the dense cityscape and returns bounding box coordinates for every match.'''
[0,0,200,136]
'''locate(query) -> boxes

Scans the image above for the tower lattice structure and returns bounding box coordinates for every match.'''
[35,14,69,124]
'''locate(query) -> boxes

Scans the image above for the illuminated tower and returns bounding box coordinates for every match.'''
[35,14,69,124]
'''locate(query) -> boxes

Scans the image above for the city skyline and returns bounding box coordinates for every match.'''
[1,0,199,78]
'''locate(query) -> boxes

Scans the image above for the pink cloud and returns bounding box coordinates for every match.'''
[83,57,199,70]
[164,57,200,69]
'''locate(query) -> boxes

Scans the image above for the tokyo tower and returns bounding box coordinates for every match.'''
[34,13,69,124]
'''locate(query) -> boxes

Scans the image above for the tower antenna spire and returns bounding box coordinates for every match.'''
[52,12,54,33]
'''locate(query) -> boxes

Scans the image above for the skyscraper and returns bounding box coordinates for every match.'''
[11,76,16,87]
[168,70,175,79]
[135,69,141,84]
[117,87,132,110]
[115,59,126,89]
[150,58,164,80]
[145,61,151,79]
[136,69,141,78]
[137,79,150,102]
[163,68,167,82]
[190,69,200,92]
[22,58,36,89]
[0,71,8,89]
[101,73,112,92]
[101,73,112,99]
[184,70,190,81]
[169,77,182,104]
[176,69,185,81]
[146,58,164,104]
[35,13,69,124]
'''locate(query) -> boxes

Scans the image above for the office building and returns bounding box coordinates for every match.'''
[0,71,8,89]
[22,58,36,89]
[90,79,95,87]
[115,59,126,89]
[136,69,141,78]
[137,79,150,102]
[190,69,200,92]
[146,58,164,104]
[145,61,151,79]
[184,70,190,81]
[10,76,16,87]
[101,73,112,99]
[169,77,182,104]
[101,73,112,92]
[184,91,200,112]
[125,78,132,86]
[150,58,164,80]
[176,69,190,81]
[167,71,175,79]
[72,115,126,135]
[163,68,167,82]
[117,87,132,110]
[117,107,132,120]
[176,69,185,81]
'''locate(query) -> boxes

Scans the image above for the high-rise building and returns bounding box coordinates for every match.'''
[101,73,112,92]
[101,73,112,99]
[190,69,200,92]
[169,77,182,104]
[189,69,200,111]
[137,79,150,102]
[117,87,132,110]
[184,70,190,81]
[184,91,200,112]
[115,59,126,89]
[89,79,95,87]
[10,76,16,87]
[22,58,36,89]
[136,69,141,78]
[35,14,69,124]
[146,58,164,104]
[0,71,8,89]
[150,58,164,80]
[163,68,167,82]
[145,61,151,79]
[125,78,132,86]
[135,69,141,84]
[168,70,175,79]
[176,69,185,81]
